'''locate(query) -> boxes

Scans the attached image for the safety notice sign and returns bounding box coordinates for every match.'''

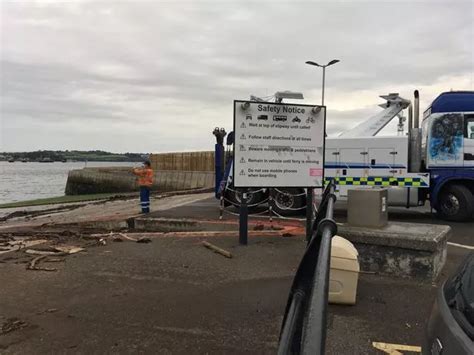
[233,101,326,187]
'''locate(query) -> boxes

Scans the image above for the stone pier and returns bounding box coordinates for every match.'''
[65,167,215,195]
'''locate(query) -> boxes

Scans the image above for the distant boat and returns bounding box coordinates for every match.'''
[21,158,29,163]
[39,157,54,163]
[7,157,15,163]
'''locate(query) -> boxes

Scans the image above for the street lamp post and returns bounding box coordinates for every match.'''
[304,59,339,242]
[305,59,339,106]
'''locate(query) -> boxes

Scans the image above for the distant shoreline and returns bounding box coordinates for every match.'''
[0,150,146,163]
[1,160,140,163]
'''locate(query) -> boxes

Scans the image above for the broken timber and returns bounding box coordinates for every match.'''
[201,241,232,259]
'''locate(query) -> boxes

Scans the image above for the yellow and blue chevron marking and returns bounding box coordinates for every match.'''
[324,176,428,187]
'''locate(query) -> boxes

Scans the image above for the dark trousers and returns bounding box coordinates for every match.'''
[139,186,150,213]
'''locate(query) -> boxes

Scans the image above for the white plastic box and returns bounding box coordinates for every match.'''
[329,236,360,305]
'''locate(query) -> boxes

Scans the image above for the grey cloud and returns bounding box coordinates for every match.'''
[0,0,472,152]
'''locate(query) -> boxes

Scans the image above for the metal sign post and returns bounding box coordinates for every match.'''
[233,100,326,242]
[239,190,248,245]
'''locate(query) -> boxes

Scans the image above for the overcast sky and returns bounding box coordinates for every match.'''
[1,0,473,153]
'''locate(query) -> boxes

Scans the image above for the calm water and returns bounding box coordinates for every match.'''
[0,161,137,204]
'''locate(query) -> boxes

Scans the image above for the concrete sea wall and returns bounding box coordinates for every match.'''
[65,167,214,195]
[149,151,215,171]
[65,151,216,195]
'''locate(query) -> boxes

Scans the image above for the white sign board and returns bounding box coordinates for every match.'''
[233,101,326,187]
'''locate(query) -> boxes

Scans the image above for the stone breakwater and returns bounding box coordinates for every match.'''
[65,167,215,195]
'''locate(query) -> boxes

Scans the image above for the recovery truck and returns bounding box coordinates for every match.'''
[214,90,474,221]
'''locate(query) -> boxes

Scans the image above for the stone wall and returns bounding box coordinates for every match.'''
[65,167,214,195]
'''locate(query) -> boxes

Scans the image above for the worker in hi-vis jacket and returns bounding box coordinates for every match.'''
[132,161,154,213]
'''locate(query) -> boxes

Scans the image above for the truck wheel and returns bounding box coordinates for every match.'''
[270,188,306,216]
[224,187,266,210]
[437,184,474,222]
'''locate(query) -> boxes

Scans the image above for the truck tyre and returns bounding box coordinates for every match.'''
[224,187,266,210]
[437,184,474,222]
[270,188,306,216]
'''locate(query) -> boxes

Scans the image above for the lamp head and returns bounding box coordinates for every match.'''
[305,61,320,67]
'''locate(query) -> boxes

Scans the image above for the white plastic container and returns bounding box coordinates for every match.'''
[329,236,360,305]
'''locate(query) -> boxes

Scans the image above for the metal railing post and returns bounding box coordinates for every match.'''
[305,188,313,242]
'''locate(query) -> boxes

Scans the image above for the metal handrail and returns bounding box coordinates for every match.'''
[277,181,337,355]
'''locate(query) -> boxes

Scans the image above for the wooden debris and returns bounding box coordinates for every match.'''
[54,246,84,254]
[27,256,57,272]
[97,238,107,246]
[37,308,59,315]
[136,237,151,244]
[82,235,104,240]
[201,241,232,259]
[0,239,48,255]
[0,318,28,335]
[372,342,421,354]
[28,255,44,269]
[89,232,138,241]
[25,249,63,256]
[45,257,65,263]
[118,233,138,242]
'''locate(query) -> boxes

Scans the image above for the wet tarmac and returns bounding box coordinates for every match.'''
[0,194,472,354]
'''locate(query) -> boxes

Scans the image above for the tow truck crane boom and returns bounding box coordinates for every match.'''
[339,93,411,138]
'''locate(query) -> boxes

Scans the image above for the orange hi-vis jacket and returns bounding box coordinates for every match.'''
[133,167,154,187]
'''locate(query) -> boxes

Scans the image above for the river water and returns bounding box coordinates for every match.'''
[0,161,137,204]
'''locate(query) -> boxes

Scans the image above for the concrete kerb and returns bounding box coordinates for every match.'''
[134,217,200,233]
[337,222,450,252]
[133,217,301,236]
[3,215,302,240]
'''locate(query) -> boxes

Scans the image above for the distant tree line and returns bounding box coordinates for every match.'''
[0,150,147,162]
